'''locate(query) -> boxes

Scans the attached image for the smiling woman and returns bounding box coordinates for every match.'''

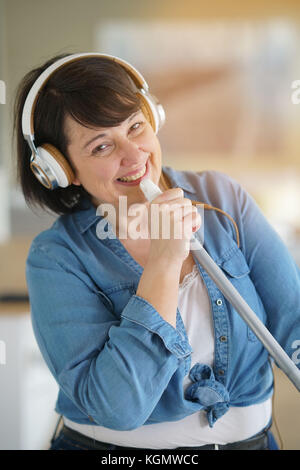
[13,52,299,451]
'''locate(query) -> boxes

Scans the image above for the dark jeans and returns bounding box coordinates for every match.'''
[49,423,279,451]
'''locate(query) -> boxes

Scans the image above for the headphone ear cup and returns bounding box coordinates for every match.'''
[138,92,156,132]
[36,144,75,188]
[137,91,165,134]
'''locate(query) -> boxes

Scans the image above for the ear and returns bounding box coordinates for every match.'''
[72,176,81,186]
[70,165,81,186]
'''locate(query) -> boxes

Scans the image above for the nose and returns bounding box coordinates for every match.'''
[118,138,143,167]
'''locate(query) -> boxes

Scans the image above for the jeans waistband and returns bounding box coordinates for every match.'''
[59,424,270,451]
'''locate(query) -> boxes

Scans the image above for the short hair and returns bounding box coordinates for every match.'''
[13,53,141,215]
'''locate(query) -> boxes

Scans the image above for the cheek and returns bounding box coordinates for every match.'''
[151,136,162,162]
[142,128,160,155]
[83,160,119,184]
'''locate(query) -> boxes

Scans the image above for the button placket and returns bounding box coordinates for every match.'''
[213,299,229,384]
[194,261,229,383]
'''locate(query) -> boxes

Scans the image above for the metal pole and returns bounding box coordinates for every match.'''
[192,243,300,392]
[140,179,300,392]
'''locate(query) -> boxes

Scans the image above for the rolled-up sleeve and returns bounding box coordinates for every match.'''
[26,243,192,431]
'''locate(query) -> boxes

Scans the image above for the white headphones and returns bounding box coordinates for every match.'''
[22,52,166,190]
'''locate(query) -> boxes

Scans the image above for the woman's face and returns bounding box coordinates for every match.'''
[64,109,162,209]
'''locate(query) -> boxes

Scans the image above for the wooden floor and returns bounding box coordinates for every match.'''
[271,366,300,450]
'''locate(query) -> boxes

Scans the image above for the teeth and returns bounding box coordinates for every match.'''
[118,166,146,182]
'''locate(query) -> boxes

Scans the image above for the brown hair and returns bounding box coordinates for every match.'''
[13,53,141,215]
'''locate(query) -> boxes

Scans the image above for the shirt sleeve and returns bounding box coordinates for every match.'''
[229,175,300,370]
[26,242,192,431]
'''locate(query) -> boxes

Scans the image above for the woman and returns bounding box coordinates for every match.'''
[14,52,299,450]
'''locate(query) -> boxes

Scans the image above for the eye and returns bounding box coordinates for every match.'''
[91,143,110,155]
[129,121,145,134]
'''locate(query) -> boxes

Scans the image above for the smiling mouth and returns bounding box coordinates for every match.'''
[117,165,147,182]
[116,160,149,185]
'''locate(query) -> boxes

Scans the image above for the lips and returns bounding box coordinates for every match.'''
[118,162,147,178]
[117,165,146,182]
[116,160,150,186]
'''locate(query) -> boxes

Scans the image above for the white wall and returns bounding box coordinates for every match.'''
[0,312,59,450]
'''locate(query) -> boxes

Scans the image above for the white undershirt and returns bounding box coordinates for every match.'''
[64,265,272,448]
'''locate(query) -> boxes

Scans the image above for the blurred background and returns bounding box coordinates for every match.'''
[0,0,300,450]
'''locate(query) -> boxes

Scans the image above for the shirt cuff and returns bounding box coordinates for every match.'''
[121,294,192,359]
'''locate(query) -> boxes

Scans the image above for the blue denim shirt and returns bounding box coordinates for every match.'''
[26,167,300,430]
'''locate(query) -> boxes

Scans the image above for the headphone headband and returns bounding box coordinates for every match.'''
[22,52,150,138]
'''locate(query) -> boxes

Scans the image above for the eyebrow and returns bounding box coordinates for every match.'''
[82,111,141,150]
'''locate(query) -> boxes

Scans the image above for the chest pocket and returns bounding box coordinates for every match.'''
[218,247,250,278]
[217,248,261,342]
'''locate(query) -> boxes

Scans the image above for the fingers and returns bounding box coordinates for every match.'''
[181,207,202,238]
[192,210,202,232]
[152,188,184,204]
[151,189,193,215]
[147,189,201,263]
[148,188,202,240]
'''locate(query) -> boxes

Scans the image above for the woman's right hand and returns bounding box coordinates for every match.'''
[147,188,202,265]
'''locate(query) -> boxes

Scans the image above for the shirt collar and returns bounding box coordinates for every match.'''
[74,198,100,234]
[162,166,196,194]
[74,166,196,234]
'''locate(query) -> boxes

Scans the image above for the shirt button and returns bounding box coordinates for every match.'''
[216,299,223,306]
[220,335,227,342]
[218,369,225,376]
